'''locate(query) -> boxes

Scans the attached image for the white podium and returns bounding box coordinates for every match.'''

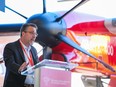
[21,59,77,87]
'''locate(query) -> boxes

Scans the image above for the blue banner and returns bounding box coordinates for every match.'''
[0,0,5,12]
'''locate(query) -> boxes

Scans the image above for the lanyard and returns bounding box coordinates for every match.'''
[20,41,34,66]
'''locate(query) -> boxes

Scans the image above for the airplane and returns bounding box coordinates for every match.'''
[0,0,116,86]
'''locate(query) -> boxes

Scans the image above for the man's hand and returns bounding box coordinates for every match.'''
[18,62,29,73]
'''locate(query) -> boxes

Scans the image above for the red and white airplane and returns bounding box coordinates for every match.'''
[0,0,116,86]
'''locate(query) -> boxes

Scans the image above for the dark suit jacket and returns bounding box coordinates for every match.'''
[3,40,39,87]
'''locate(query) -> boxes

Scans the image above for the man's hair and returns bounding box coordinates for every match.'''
[20,23,38,36]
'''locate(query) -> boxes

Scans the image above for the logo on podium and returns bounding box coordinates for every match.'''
[40,68,71,87]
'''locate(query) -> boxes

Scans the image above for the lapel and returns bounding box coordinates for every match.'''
[30,47,37,64]
[16,40,25,62]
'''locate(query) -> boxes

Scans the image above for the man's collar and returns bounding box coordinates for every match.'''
[19,39,31,51]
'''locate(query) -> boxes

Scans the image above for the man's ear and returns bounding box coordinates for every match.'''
[22,32,25,36]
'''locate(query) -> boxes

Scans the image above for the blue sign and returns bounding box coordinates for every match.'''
[0,0,5,12]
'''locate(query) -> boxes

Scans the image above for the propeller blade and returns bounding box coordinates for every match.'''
[5,6,27,19]
[55,0,90,22]
[43,0,46,13]
[57,33,116,72]
[0,23,23,32]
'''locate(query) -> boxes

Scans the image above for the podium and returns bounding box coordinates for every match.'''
[21,59,77,87]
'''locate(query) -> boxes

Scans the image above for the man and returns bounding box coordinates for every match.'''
[3,23,39,87]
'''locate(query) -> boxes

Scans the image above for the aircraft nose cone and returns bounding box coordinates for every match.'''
[26,12,66,47]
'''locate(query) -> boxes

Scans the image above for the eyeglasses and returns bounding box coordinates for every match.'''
[24,31,38,36]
